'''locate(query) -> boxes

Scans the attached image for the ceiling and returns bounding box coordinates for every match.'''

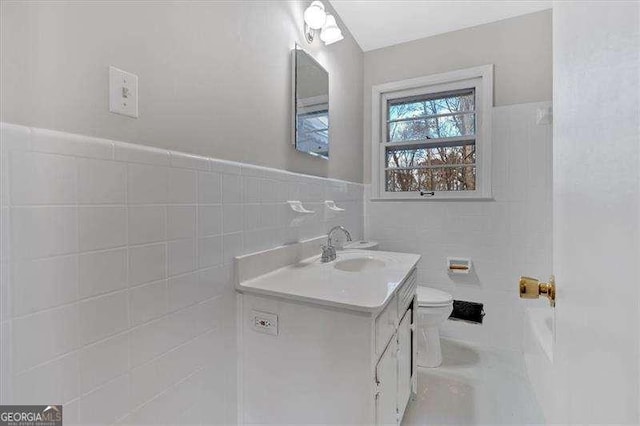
[329,1,552,51]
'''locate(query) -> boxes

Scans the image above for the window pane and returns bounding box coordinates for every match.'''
[385,144,475,168]
[388,113,475,142]
[388,90,474,121]
[297,110,329,157]
[385,166,476,192]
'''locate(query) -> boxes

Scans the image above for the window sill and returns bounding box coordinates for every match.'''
[368,196,495,202]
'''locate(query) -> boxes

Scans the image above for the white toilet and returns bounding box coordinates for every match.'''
[417,286,454,368]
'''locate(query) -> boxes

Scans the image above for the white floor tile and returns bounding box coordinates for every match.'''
[402,339,544,426]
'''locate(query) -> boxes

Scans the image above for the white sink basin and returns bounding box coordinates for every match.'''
[236,245,421,312]
[334,256,386,272]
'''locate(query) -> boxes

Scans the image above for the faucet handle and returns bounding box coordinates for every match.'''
[320,244,336,263]
[321,244,335,255]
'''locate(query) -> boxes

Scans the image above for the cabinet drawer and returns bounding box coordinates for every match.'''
[375,294,398,356]
[397,269,417,315]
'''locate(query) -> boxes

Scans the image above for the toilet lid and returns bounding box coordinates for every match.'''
[417,287,453,307]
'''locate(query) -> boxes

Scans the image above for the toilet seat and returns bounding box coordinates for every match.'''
[417,287,453,307]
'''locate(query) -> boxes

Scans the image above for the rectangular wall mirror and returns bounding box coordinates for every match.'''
[292,46,329,159]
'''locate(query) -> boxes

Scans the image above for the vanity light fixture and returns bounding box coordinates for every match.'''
[303,1,343,46]
[320,14,344,45]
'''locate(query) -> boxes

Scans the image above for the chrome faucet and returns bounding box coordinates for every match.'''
[321,226,352,263]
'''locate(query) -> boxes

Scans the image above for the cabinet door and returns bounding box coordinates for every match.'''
[375,336,398,425]
[397,308,412,421]
[375,295,398,356]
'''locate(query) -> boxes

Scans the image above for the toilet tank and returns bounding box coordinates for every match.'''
[344,240,379,250]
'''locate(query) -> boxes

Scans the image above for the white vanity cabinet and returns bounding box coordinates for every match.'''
[375,308,414,424]
[375,337,399,425]
[397,308,414,419]
[238,263,418,425]
[375,269,417,425]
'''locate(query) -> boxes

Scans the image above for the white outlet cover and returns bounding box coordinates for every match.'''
[251,310,278,336]
[109,66,138,118]
[536,106,552,125]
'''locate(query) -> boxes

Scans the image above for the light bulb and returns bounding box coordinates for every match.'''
[304,1,326,30]
[320,14,344,45]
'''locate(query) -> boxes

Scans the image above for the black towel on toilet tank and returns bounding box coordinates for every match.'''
[449,300,485,324]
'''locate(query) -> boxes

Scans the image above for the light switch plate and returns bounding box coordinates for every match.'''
[251,310,278,336]
[109,66,138,118]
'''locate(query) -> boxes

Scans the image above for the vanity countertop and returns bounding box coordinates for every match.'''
[236,249,421,313]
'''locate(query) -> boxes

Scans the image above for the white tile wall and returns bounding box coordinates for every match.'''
[0,122,363,425]
[366,102,553,350]
[78,248,127,298]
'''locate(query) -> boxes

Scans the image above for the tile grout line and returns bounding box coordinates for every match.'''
[12,292,225,379]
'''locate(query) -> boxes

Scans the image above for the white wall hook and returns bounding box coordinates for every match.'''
[324,200,345,221]
[287,200,316,227]
[324,200,345,212]
[287,200,315,214]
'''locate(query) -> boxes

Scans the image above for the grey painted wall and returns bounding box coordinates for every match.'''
[0,1,364,183]
[362,10,552,183]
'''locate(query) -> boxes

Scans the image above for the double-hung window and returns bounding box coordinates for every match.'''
[372,65,493,200]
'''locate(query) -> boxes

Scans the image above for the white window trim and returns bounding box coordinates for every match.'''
[371,65,494,201]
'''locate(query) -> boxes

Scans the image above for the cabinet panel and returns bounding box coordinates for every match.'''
[375,294,398,356]
[397,269,417,314]
[375,336,398,425]
[397,308,412,421]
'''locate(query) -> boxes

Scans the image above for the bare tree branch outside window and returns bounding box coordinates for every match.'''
[385,89,477,192]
